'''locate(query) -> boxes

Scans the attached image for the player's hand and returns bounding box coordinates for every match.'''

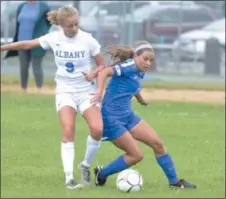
[82,70,97,82]
[137,98,149,106]
[90,90,102,105]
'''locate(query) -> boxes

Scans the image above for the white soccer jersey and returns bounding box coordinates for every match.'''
[38,28,101,94]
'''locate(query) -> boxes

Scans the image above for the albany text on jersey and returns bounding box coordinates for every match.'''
[38,29,101,94]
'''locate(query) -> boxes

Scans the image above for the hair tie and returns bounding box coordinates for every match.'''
[134,44,153,53]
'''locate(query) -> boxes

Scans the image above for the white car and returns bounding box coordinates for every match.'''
[148,1,196,7]
[172,18,225,61]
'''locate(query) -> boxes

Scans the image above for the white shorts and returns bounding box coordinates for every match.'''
[55,92,100,115]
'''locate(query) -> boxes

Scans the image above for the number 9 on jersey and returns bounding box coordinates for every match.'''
[65,62,75,73]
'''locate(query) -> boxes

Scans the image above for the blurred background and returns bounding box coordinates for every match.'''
[1,0,225,84]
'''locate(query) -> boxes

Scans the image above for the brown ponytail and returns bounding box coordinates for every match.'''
[105,40,154,66]
[105,44,134,66]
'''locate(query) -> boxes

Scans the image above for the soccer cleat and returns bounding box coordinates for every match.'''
[170,179,197,189]
[66,179,84,190]
[78,163,91,185]
[94,166,107,186]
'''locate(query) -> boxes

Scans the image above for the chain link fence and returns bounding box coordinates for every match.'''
[1,1,225,83]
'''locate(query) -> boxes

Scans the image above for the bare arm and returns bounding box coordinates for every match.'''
[96,67,114,97]
[0,39,40,52]
[91,53,105,76]
[135,91,148,106]
[94,53,105,71]
[90,66,113,104]
[82,53,105,81]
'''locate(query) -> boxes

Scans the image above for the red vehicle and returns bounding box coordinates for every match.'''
[141,5,218,43]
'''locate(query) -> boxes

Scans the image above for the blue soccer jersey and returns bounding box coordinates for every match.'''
[101,58,145,141]
[102,59,144,116]
[101,58,145,118]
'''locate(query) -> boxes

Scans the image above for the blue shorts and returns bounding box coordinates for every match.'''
[102,112,141,141]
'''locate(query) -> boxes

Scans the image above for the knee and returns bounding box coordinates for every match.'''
[89,123,103,141]
[62,125,74,141]
[131,150,144,164]
[152,139,166,155]
[87,135,101,147]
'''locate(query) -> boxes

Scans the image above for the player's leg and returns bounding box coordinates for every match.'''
[129,118,196,189]
[31,55,44,92]
[18,50,31,91]
[77,99,102,184]
[94,121,143,186]
[56,93,81,189]
[82,106,103,166]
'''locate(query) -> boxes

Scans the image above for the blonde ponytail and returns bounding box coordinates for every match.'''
[47,10,59,25]
[47,7,79,25]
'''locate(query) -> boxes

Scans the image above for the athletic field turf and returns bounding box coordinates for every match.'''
[1,92,225,198]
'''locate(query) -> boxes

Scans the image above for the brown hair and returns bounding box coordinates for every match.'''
[47,7,79,25]
[106,40,154,66]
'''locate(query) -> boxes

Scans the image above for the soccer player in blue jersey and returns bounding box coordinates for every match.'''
[91,41,197,189]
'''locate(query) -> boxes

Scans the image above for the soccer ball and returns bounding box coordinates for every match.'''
[116,169,143,193]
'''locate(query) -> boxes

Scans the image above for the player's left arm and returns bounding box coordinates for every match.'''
[135,90,149,106]
[83,36,105,81]
[90,67,114,104]
[93,52,105,75]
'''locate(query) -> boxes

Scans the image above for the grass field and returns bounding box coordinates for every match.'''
[1,91,225,198]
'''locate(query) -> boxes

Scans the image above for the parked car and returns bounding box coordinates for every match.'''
[148,1,196,7]
[195,1,225,18]
[87,1,150,17]
[81,1,151,45]
[125,4,218,44]
[172,18,225,61]
[85,1,197,44]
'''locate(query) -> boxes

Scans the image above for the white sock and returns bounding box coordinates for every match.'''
[61,142,75,183]
[82,135,101,167]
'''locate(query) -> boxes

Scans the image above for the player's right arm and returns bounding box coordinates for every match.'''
[91,61,134,104]
[0,39,40,52]
[96,61,133,95]
[92,67,114,104]
[1,32,53,52]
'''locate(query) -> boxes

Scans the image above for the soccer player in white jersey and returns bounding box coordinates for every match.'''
[1,7,104,189]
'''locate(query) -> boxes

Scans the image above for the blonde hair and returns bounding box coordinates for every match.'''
[47,7,79,25]
[106,40,154,66]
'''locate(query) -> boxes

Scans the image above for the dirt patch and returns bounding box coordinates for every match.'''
[1,85,55,95]
[1,84,225,105]
[141,88,225,105]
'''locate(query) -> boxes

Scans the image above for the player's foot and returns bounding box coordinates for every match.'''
[94,166,107,186]
[78,162,91,185]
[170,179,197,189]
[66,179,84,190]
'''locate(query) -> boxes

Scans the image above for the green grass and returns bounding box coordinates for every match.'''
[1,92,225,198]
[1,74,225,91]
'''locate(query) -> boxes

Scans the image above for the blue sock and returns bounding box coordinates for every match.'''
[156,153,179,184]
[100,155,129,179]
